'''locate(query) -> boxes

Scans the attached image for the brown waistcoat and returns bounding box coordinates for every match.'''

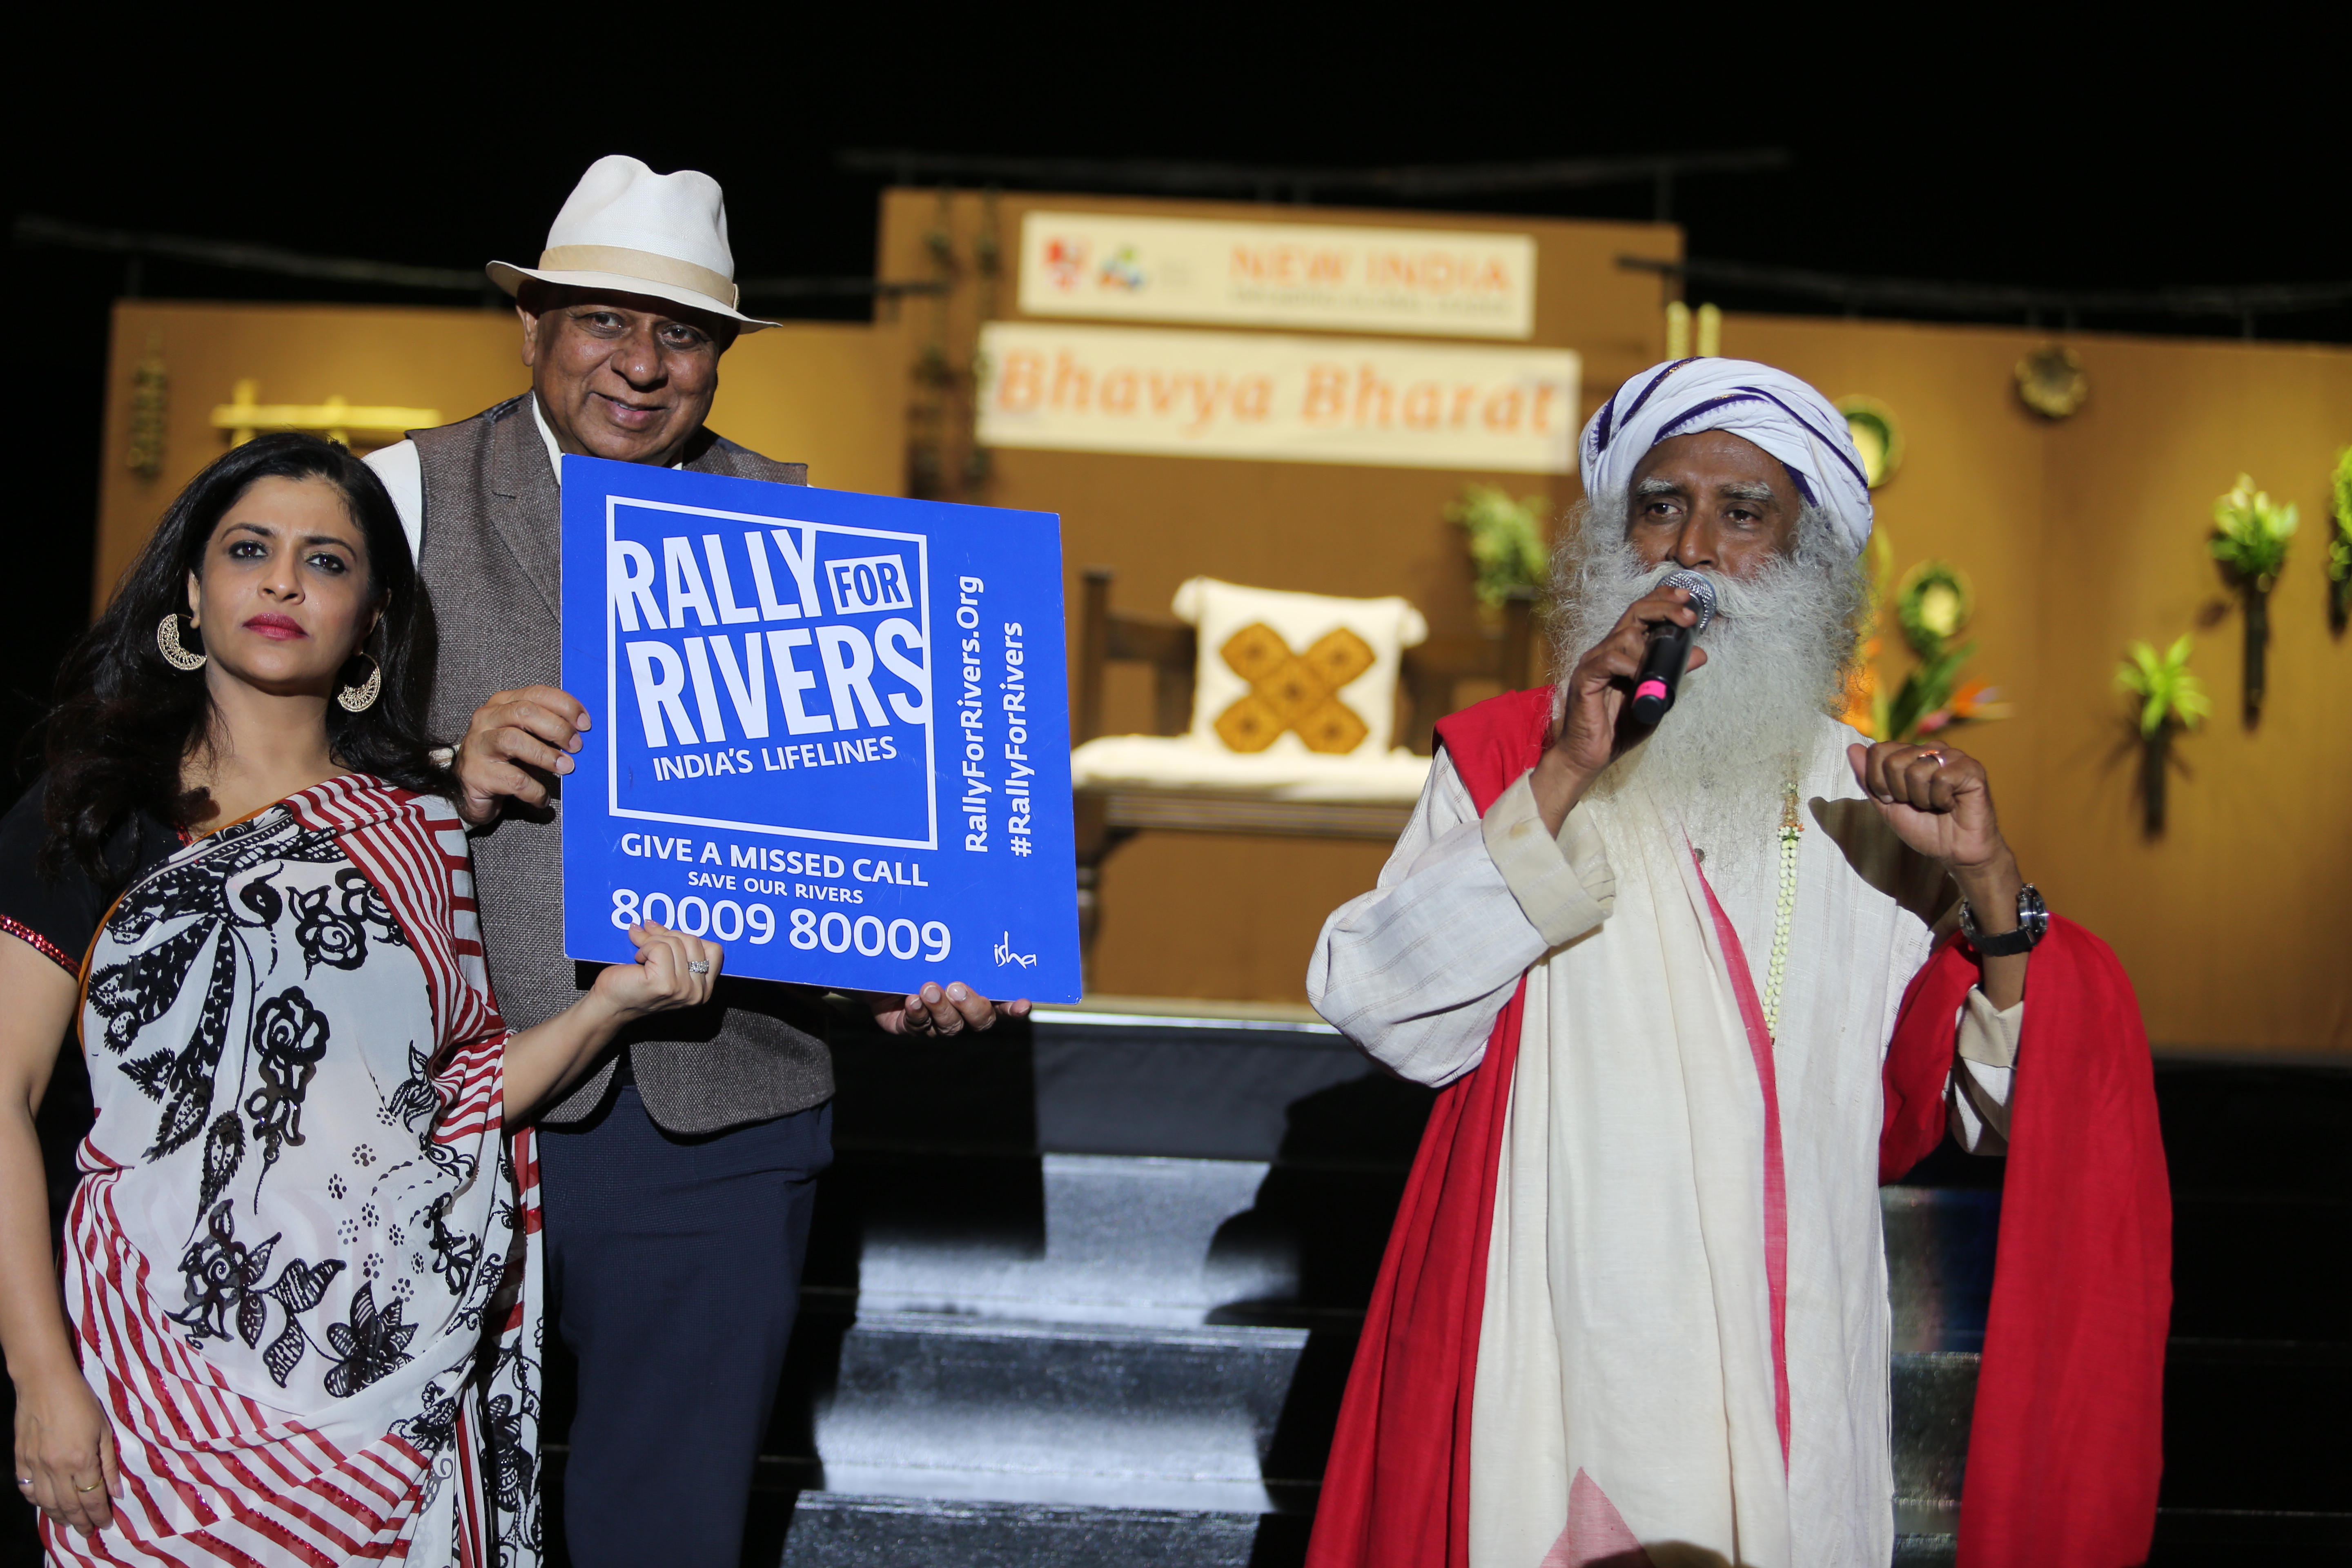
[410,395,834,1131]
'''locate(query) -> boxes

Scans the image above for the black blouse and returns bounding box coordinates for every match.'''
[0,775,184,976]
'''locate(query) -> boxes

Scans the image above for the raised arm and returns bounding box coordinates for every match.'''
[1,935,119,1538]
[1311,584,1693,1083]
[1849,739,2034,1154]
[1309,754,1611,1087]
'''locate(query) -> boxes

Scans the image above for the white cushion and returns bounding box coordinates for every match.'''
[1069,735,1431,804]
[1170,577,1428,760]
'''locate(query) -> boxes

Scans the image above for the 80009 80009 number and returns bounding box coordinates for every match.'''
[608,889,951,961]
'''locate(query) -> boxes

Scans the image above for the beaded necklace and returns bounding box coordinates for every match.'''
[1761,784,1804,1039]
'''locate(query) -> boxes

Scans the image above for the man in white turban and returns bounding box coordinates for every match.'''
[1301,360,2168,1568]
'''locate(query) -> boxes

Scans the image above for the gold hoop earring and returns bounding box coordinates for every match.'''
[337,654,382,714]
[158,613,207,671]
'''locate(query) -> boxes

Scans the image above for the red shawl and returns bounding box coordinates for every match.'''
[1882,925,2171,1566]
[1305,689,2170,1568]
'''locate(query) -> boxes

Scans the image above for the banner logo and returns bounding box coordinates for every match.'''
[604,497,934,849]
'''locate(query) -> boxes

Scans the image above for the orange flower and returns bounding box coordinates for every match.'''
[1838,670,1879,734]
[1947,682,2013,722]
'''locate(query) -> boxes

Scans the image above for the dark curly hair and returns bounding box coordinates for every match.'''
[40,433,447,880]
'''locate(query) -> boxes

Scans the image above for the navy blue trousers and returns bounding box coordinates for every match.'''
[537,1083,831,1568]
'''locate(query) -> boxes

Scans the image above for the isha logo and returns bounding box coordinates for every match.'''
[1096,244,1146,292]
[1043,237,1088,291]
[826,555,915,616]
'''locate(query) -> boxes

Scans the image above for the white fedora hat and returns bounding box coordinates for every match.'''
[488,154,777,332]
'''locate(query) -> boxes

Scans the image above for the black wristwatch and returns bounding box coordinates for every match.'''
[1960,882,2048,956]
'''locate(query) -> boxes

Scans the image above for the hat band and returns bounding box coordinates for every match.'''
[536,245,739,310]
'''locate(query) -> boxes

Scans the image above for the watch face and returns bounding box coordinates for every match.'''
[1964,886,2047,951]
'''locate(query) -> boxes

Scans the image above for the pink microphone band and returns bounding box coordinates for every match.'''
[1635,679,1669,702]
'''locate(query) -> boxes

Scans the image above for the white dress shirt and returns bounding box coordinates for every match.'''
[364,396,572,561]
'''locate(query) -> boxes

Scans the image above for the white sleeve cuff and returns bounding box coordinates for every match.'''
[1957,987,2022,1068]
[1949,989,2022,1152]
[1480,771,1614,949]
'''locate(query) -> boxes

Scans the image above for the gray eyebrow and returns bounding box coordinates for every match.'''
[1633,476,1681,497]
[1719,480,1778,503]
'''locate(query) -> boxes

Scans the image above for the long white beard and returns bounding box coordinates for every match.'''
[1549,501,1863,856]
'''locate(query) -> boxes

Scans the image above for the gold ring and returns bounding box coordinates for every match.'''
[76,1481,101,1493]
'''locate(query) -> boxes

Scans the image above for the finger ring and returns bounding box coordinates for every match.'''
[1922,749,1946,764]
[76,1481,102,1492]
[13,1477,29,1487]
[688,960,710,974]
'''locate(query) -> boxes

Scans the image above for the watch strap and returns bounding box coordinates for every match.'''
[1961,883,2047,956]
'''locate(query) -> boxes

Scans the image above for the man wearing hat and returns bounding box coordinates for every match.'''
[367,155,1018,1568]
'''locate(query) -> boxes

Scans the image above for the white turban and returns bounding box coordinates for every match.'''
[1579,358,1873,557]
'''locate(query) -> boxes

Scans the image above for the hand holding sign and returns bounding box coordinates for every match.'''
[454,684,592,823]
[873,982,1033,1038]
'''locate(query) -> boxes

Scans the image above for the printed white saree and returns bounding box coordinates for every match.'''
[48,776,539,1567]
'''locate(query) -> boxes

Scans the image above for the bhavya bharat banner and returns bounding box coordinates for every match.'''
[976,322,1581,474]
[558,455,1082,1001]
[1017,211,1537,339]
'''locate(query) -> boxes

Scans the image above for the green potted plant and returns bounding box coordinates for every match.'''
[2328,447,2350,634]
[2116,636,2211,835]
[2209,473,2297,721]
[1836,540,2011,744]
[1885,560,2012,743]
[1445,484,1550,626]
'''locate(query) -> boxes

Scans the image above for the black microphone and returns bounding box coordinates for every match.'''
[1628,570,1718,726]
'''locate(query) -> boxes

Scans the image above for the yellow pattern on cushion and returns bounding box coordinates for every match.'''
[1173,577,1428,759]
[1213,624,1376,754]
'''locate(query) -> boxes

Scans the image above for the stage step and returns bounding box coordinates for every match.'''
[1881,1186,1996,1566]
[779,1493,1278,1568]
[1882,1186,2000,1353]
[1889,1352,1979,1566]
[853,1152,1296,1327]
[813,1311,1307,1513]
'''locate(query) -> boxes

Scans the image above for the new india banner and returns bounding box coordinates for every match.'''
[1016,211,1538,339]
[978,323,1581,474]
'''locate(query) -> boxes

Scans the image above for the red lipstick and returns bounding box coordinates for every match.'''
[244,614,306,641]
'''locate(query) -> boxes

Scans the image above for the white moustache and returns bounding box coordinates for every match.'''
[1626,560,1767,624]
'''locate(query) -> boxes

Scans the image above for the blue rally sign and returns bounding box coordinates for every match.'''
[559,456,1080,1002]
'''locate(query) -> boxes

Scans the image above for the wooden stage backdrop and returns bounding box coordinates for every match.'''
[89,201,2350,1053]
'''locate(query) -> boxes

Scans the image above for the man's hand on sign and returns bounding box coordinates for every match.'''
[454,684,592,825]
[871,983,1031,1039]
[1529,581,1708,835]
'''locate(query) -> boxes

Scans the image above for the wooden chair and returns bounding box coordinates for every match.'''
[1072,567,1537,953]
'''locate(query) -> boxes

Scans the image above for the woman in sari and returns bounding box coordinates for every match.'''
[1,434,718,1564]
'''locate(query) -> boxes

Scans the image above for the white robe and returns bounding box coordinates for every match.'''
[1308,718,2016,1568]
